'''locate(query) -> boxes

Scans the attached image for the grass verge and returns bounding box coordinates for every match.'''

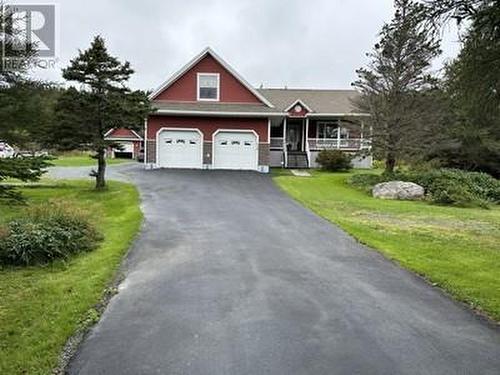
[0,180,142,374]
[50,155,132,167]
[273,170,500,322]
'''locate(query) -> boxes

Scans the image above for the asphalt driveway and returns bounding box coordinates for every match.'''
[68,168,500,375]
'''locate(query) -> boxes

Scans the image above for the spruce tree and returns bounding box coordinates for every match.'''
[54,36,150,189]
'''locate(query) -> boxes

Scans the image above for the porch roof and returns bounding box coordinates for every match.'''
[258,88,365,115]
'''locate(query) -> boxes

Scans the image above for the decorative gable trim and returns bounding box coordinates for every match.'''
[284,99,313,113]
[149,47,274,107]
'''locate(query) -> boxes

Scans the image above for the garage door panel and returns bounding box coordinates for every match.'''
[159,130,202,169]
[214,131,258,170]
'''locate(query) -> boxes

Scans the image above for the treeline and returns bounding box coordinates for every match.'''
[354,0,500,177]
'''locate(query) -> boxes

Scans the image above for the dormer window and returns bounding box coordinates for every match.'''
[197,73,219,101]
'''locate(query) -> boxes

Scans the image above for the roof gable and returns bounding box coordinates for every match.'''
[285,99,312,117]
[150,48,274,107]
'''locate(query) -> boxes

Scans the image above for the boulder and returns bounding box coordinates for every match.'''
[372,181,424,200]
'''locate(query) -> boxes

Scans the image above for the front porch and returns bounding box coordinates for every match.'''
[270,116,372,168]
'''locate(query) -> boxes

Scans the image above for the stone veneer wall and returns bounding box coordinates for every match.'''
[258,143,270,166]
[203,142,212,165]
[146,140,156,164]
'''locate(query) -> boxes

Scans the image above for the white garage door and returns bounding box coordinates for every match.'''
[119,142,134,153]
[213,131,258,170]
[158,129,202,169]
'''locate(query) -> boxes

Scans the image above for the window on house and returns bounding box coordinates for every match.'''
[197,73,219,101]
[317,121,339,139]
[317,120,350,139]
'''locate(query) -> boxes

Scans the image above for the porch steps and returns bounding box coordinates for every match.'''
[287,152,308,168]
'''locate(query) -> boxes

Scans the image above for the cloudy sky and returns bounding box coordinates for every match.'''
[20,0,461,91]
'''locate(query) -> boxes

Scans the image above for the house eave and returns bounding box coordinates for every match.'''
[306,113,370,117]
[153,109,284,117]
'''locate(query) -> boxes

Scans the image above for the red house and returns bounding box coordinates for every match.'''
[145,48,371,172]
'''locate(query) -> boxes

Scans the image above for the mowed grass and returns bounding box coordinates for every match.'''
[273,170,500,321]
[50,154,132,167]
[0,181,142,374]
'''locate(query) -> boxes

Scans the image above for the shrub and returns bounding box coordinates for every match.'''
[348,168,500,208]
[316,150,352,171]
[347,173,385,193]
[0,201,103,266]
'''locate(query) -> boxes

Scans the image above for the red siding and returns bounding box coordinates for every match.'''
[154,55,262,104]
[147,115,268,142]
[107,128,141,139]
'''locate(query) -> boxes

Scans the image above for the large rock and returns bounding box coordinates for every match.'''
[372,181,424,200]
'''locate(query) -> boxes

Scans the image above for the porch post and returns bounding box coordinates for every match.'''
[305,117,310,166]
[360,120,364,149]
[283,117,287,167]
[337,119,341,149]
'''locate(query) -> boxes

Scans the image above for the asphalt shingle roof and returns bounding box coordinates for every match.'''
[151,89,365,115]
[258,88,362,114]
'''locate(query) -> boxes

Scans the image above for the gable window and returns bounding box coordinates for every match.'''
[197,73,219,101]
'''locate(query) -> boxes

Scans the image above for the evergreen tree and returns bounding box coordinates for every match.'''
[353,0,442,173]
[0,5,51,201]
[421,0,500,176]
[52,36,151,189]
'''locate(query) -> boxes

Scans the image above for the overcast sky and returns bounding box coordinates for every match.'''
[20,0,461,91]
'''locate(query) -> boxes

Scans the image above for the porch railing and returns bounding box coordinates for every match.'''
[308,138,371,151]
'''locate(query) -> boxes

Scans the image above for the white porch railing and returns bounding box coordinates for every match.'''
[308,138,371,151]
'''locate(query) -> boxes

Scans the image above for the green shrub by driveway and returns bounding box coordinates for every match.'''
[0,181,142,374]
[0,201,103,265]
[274,170,500,322]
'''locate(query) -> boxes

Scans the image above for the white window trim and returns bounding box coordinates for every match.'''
[197,73,220,101]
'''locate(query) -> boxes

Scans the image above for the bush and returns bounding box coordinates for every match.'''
[347,173,385,193]
[0,201,103,266]
[316,150,352,171]
[348,168,500,208]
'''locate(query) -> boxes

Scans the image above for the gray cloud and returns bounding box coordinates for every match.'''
[21,0,461,91]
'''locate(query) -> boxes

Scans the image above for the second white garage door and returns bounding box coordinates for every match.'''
[213,131,258,170]
[158,129,202,169]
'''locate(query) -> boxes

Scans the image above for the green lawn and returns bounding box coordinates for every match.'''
[273,170,500,322]
[50,155,133,167]
[0,181,142,374]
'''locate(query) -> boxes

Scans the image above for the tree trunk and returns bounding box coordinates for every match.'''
[96,148,106,189]
[385,153,396,174]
